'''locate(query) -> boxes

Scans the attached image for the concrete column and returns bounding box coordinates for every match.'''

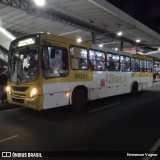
[120,41,123,51]
[91,32,96,44]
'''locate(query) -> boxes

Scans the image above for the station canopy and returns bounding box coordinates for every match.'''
[0,0,160,57]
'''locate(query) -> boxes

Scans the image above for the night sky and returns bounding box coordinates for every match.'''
[106,0,160,34]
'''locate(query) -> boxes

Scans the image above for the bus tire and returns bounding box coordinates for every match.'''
[71,89,86,111]
[131,82,138,96]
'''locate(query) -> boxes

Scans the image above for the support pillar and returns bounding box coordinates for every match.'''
[120,41,123,51]
[91,32,96,44]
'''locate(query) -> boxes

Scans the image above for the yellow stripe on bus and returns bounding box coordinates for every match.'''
[43,71,93,84]
[69,70,93,82]
[132,72,153,77]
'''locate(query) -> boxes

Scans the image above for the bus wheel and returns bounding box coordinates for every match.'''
[71,89,86,111]
[131,82,138,96]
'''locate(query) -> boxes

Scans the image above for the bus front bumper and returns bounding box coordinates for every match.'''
[7,95,43,111]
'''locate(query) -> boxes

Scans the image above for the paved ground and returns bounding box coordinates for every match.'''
[0,82,160,159]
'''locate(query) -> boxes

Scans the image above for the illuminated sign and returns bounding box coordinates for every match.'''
[18,38,35,47]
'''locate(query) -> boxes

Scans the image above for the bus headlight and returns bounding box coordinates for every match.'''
[6,86,11,92]
[30,88,38,97]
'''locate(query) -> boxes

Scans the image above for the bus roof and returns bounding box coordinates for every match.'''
[10,32,92,49]
[41,33,91,48]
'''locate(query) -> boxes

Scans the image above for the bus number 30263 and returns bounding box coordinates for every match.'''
[74,74,88,79]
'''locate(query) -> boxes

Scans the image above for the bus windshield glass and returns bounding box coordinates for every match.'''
[8,47,38,83]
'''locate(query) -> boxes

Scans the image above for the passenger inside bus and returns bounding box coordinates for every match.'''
[121,57,130,71]
[131,59,139,72]
[89,59,96,70]
[29,56,38,70]
[97,61,105,70]
[107,57,114,71]
[79,59,87,69]
[43,46,69,77]
[115,62,120,71]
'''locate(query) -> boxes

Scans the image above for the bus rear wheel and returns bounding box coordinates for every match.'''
[71,89,86,111]
[131,82,138,96]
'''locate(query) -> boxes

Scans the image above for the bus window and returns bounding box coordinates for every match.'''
[120,55,130,72]
[147,60,152,72]
[50,49,55,58]
[140,59,147,72]
[8,47,38,83]
[70,46,88,70]
[107,53,120,71]
[89,50,105,71]
[43,46,68,78]
[131,58,140,72]
[43,47,49,70]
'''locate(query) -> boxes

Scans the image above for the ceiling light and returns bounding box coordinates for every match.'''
[136,39,141,43]
[34,0,45,6]
[77,38,82,43]
[115,48,118,51]
[0,27,16,40]
[117,31,122,36]
[99,44,103,48]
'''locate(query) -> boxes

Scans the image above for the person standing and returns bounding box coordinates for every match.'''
[0,69,7,103]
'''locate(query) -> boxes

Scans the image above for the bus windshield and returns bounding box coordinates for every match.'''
[8,47,38,83]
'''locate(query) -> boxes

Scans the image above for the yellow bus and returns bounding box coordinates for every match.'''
[6,33,153,111]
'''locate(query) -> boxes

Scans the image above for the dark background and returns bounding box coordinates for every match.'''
[107,0,160,34]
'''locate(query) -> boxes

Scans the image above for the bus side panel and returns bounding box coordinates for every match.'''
[140,73,147,90]
[69,70,94,101]
[43,80,70,109]
[91,71,106,99]
[147,72,153,88]
[106,72,131,96]
[125,72,132,93]
[131,72,140,90]
[131,72,153,91]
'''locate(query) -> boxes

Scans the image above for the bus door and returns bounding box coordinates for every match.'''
[42,45,70,109]
[88,49,106,99]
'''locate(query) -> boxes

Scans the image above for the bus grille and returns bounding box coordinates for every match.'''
[12,93,26,98]
[12,98,24,104]
[12,86,29,92]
